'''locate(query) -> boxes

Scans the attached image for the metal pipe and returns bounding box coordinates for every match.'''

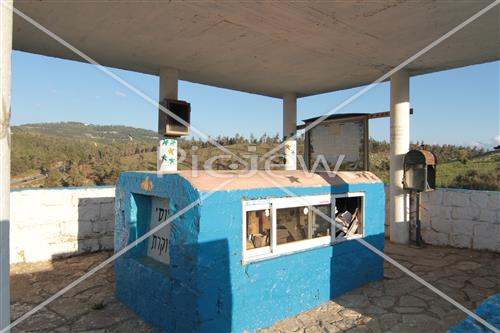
[0,1,13,330]
[416,192,422,247]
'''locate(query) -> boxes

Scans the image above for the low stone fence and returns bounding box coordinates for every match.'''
[10,186,115,264]
[10,185,499,264]
[385,187,499,252]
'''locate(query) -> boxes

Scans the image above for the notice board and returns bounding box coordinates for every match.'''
[304,115,369,171]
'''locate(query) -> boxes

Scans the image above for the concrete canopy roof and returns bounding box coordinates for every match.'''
[12,1,499,98]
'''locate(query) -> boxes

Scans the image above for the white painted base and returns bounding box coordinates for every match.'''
[157,138,178,171]
[284,139,297,171]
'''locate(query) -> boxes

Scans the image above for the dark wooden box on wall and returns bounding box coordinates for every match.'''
[158,99,191,137]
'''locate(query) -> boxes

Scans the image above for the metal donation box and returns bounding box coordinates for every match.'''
[403,149,437,192]
[114,170,385,333]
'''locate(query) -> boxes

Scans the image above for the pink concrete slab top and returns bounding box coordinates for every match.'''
[134,170,381,192]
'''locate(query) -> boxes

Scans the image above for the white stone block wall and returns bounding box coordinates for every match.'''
[385,187,499,252]
[10,187,116,264]
[10,185,499,264]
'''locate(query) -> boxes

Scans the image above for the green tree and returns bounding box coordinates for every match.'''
[46,169,65,188]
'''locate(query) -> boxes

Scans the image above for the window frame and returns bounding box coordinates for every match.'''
[241,199,273,261]
[332,192,365,243]
[272,194,333,255]
[243,194,339,263]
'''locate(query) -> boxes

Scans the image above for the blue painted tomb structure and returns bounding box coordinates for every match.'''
[114,170,385,333]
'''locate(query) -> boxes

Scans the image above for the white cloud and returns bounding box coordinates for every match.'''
[470,135,500,150]
[114,90,126,97]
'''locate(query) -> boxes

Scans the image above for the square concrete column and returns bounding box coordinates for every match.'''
[283,93,297,171]
[389,70,410,244]
[157,67,179,172]
[0,0,13,331]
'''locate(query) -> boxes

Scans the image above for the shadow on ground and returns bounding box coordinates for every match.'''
[9,242,499,332]
[10,252,157,333]
[260,242,499,333]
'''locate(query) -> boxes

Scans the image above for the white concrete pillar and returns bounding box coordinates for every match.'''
[283,93,297,171]
[159,67,178,102]
[389,70,410,244]
[157,68,178,172]
[0,1,13,330]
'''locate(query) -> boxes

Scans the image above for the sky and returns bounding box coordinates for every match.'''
[11,51,499,148]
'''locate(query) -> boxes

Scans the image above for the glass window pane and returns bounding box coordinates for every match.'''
[277,206,309,245]
[246,210,271,250]
[335,197,362,239]
[312,204,331,238]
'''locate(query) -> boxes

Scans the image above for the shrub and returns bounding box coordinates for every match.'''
[448,168,500,191]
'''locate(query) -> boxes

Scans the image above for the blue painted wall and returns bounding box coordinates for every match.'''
[448,294,500,333]
[115,172,385,333]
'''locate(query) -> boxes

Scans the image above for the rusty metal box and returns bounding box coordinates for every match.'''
[403,149,437,192]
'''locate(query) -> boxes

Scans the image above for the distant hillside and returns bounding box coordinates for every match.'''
[10,122,285,188]
[369,141,499,190]
[13,122,158,144]
[437,150,500,190]
[11,122,159,188]
[10,122,499,190]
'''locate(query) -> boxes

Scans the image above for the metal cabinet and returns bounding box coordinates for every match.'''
[403,149,437,192]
